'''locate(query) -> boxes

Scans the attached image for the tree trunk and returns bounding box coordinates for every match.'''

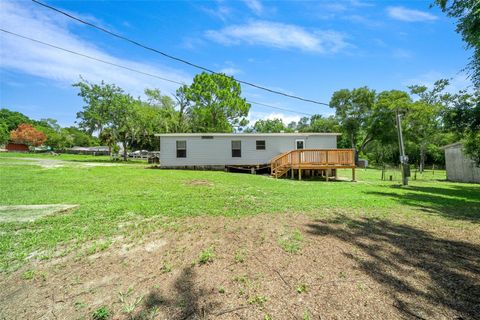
[419,143,426,173]
[122,141,128,161]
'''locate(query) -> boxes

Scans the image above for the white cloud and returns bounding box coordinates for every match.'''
[387,6,438,22]
[248,111,301,126]
[243,0,263,15]
[201,1,232,21]
[206,21,349,53]
[219,67,242,76]
[0,1,190,97]
[392,48,413,59]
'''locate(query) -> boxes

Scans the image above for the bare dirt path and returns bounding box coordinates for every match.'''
[0,157,121,168]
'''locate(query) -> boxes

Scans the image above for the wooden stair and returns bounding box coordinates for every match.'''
[271,164,290,178]
[269,149,356,180]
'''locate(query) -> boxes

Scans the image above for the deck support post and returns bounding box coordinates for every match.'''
[352,168,356,182]
[326,169,330,182]
[299,168,302,180]
[291,168,294,179]
[334,169,338,180]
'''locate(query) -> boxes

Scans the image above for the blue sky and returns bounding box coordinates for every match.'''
[0,0,472,127]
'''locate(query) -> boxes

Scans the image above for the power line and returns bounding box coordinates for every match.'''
[246,101,312,116]
[31,0,330,107]
[0,29,184,86]
[0,28,313,117]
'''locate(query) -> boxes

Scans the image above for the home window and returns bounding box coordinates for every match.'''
[256,140,266,150]
[176,140,186,158]
[296,139,305,150]
[232,140,241,157]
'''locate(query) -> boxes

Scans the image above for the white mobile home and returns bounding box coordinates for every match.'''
[155,133,340,169]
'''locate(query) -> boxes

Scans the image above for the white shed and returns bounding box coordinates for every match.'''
[443,142,480,183]
[155,133,340,169]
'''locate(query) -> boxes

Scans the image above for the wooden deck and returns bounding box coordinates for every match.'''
[270,149,356,181]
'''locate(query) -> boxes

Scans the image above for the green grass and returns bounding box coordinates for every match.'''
[0,153,479,272]
[0,152,148,163]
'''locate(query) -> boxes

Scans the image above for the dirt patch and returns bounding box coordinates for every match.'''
[0,204,79,222]
[0,213,478,319]
[185,179,214,186]
[0,157,120,169]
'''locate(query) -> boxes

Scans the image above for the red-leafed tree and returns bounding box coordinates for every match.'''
[10,123,47,147]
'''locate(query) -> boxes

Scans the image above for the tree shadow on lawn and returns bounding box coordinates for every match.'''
[307,216,480,319]
[365,184,480,222]
[133,266,220,319]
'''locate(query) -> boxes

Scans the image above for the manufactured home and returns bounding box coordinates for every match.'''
[155,133,356,180]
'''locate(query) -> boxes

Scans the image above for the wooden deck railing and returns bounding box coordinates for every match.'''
[270,149,356,178]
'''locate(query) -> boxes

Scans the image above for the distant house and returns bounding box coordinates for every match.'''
[66,146,110,155]
[442,142,480,183]
[5,143,29,152]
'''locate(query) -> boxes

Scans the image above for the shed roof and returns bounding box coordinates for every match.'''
[155,132,341,137]
[441,142,463,150]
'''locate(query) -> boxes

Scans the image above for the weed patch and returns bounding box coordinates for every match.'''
[279,229,304,253]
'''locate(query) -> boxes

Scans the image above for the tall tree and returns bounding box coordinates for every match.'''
[444,89,480,165]
[74,79,124,135]
[10,123,47,147]
[408,80,450,171]
[181,72,250,132]
[329,87,376,155]
[74,79,140,160]
[374,90,412,165]
[0,108,31,131]
[308,115,340,133]
[434,0,480,86]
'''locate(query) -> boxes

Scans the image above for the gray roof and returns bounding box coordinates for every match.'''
[441,142,463,150]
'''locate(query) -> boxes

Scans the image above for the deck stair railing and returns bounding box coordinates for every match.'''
[270,149,355,179]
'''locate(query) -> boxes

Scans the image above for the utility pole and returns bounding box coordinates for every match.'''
[395,109,409,186]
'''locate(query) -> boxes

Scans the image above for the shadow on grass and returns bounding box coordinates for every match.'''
[133,266,219,319]
[307,216,480,319]
[364,184,480,222]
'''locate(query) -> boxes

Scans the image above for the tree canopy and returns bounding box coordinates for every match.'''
[180,72,251,133]
[10,123,47,147]
[434,0,480,86]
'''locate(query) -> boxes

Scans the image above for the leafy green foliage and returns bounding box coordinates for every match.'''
[10,123,47,147]
[329,87,377,152]
[92,306,110,320]
[279,229,304,254]
[296,283,308,293]
[248,295,267,307]
[198,246,215,264]
[434,0,480,86]
[443,89,480,165]
[179,72,250,132]
[0,108,31,132]
[252,118,289,133]
[74,79,142,160]
[0,123,9,145]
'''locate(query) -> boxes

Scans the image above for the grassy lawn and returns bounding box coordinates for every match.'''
[1,153,479,319]
[1,153,479,272]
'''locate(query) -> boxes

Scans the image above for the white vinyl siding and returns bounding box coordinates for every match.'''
[159,134,338,167]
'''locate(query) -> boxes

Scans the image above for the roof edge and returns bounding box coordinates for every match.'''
[154,132,342,137]
[440,141,463,149]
